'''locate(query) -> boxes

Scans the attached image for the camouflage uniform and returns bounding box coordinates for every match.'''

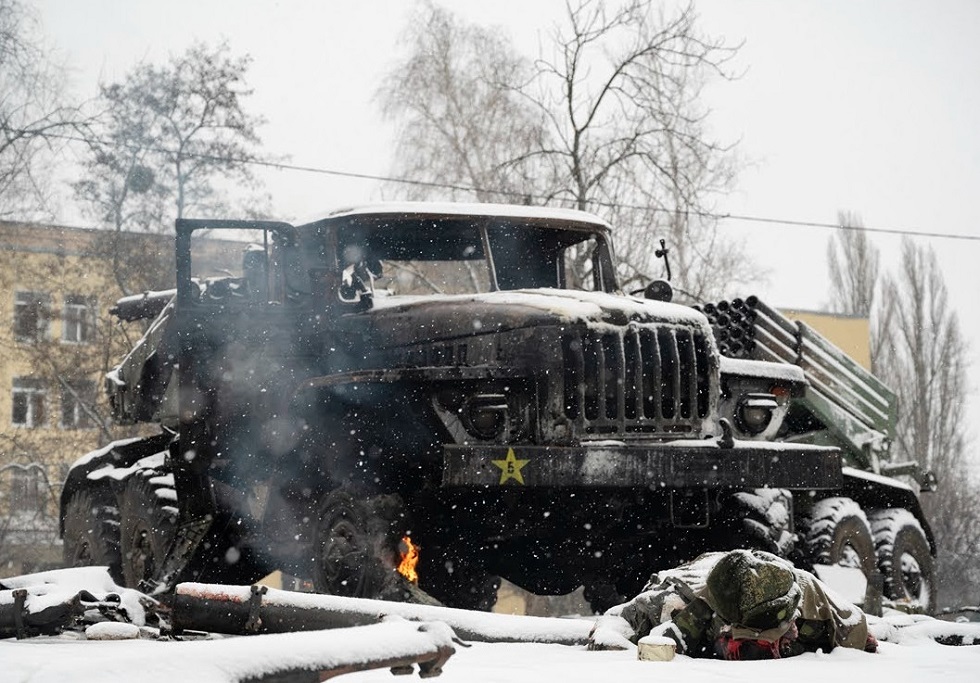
[613,549,872,659]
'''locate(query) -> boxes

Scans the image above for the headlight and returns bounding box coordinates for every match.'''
[736,393,778,435]
[461,393,509,440]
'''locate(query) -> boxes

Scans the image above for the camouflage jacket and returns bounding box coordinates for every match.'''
[615,552,870,658]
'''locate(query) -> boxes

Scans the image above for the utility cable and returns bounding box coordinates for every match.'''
[14,126,980,243]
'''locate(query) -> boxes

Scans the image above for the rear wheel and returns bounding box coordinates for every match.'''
[718,488,797,557]
[312,488,409,601]
[801,496,876,577]
[118,472,178,588]
[117,470,275,588]
[869,508,935,612]
[62,488,123,583]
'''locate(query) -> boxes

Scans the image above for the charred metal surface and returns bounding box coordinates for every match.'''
[559,325,715,437]
[172,586,373,635]
[65,205,879,608]
[0,589,84,639]
[443,443,842,489]
[110,289,176,322]
[299,366,528,391]
[245,584,268,634]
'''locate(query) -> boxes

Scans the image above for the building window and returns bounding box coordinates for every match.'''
[9,466,42,513]
[61,380,96,429]
[12,378,46,427]
[62,294,96,343]
[13,291,51,342]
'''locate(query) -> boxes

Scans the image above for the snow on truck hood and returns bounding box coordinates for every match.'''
[367,288,707,336]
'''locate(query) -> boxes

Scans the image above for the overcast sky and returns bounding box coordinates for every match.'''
[35,0,980,434]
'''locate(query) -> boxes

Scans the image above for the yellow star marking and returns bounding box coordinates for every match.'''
[491,448,530,485]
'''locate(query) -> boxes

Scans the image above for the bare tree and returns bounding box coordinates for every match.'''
[527,0,744,299]
[849,237,980,608]
[826,211,880,317]
[377,1,551,203]
[74,42,269,294]
[825,211,891,374]
[0,0,80,218]
[379,0,746,300]
[876,241,968,476]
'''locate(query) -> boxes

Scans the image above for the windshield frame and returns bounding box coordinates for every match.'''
[297,208,620,298]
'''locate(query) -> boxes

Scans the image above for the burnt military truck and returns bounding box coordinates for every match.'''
[59,203,935,613]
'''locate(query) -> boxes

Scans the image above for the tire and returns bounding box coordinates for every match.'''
[719,488,797,558]
[117,471,178,589]
[869,508,935,612]
[117,470,272,589]
[801,497,876,577]
[62,488,123,584]
[312,488,407,600]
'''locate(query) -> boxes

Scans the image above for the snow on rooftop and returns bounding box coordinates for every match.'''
[306,201,611,228]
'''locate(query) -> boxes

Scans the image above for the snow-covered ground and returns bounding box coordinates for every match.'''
[4,623,980,683]
[3,567,979,683]
[349,638,978,683]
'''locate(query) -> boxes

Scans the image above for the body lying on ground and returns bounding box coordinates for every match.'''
[591,549,878,659]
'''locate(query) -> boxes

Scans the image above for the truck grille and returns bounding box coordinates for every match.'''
[561,325,712,435]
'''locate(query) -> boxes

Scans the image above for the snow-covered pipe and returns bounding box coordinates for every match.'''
[172,583,594,645]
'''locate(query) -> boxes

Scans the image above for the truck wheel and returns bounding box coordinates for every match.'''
[719,488,796,558]
[118,472,178,588]
[801,497,875,577]
[869,508,935,612]
[312,489,405,600]
[62,489,123,584]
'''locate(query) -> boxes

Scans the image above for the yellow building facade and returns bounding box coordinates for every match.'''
[0,221,242,576]
[782,308,872,371]
[0,222,121,575]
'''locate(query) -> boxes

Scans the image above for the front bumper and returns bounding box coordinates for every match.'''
[443,440,841,490]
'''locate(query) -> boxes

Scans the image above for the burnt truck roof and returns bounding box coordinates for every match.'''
[299,202,612,234]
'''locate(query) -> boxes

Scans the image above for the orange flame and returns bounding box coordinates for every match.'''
[397,536,420,584]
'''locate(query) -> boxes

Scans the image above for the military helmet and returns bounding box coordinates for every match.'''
[706,550,801,634]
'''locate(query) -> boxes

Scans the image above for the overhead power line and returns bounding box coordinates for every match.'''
[18,126,980,243]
